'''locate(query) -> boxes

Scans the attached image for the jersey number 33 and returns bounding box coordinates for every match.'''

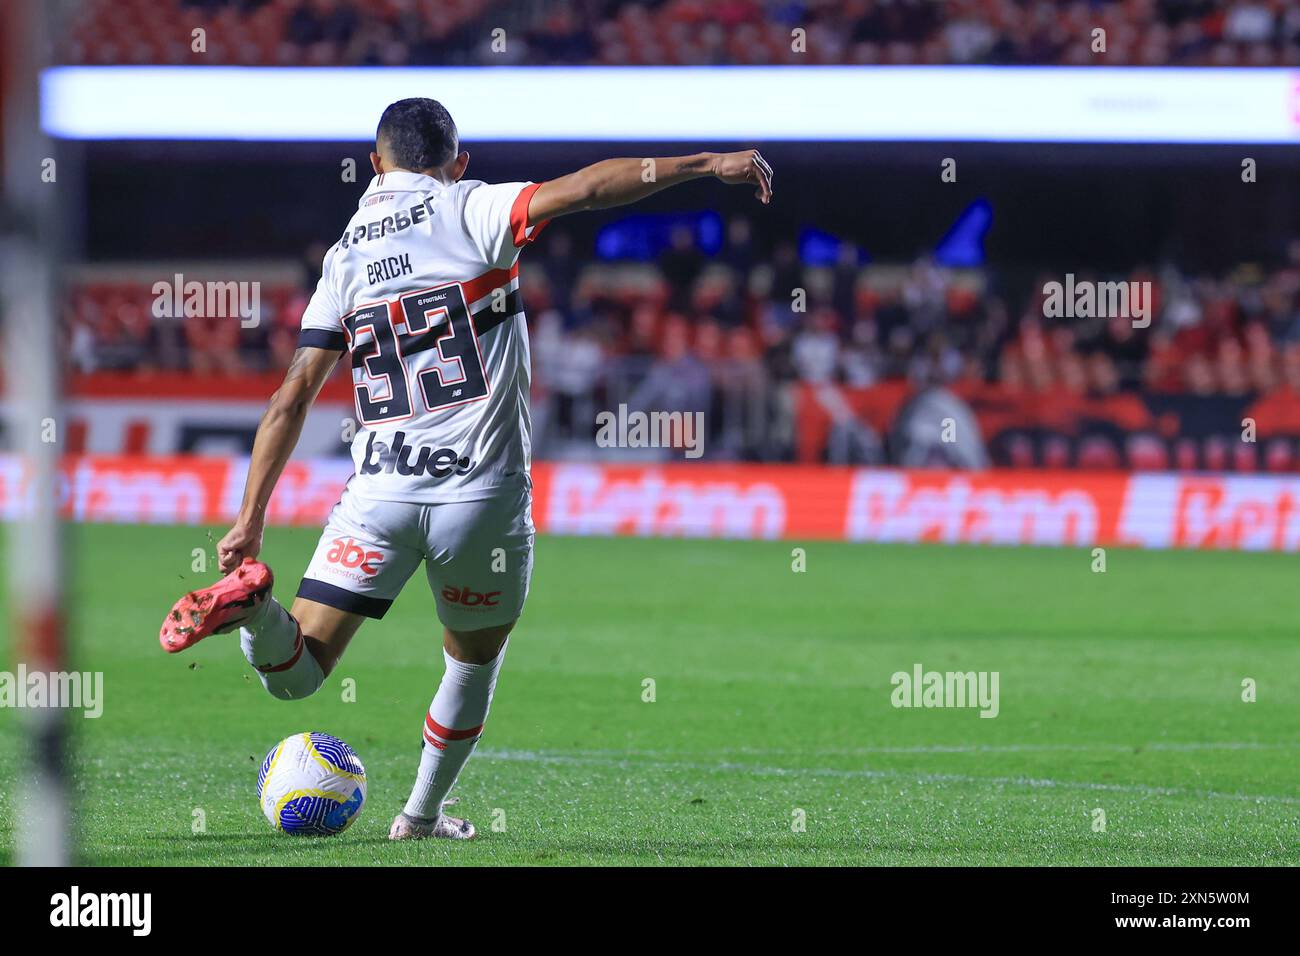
[342,282,489,425]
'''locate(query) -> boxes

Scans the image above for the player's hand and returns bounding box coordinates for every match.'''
[217,518,264,574]
[712,149,773,204]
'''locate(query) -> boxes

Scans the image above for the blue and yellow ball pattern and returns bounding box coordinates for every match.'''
[257,732,367,836]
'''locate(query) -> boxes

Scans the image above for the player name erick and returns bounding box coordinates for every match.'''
[366,252,413,285]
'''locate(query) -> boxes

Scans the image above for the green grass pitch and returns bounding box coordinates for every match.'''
[1,523,1297,866]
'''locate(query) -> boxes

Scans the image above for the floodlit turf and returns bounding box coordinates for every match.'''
[1,522,1297,866]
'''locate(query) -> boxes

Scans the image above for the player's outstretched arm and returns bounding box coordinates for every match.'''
[527,150,773,222]
[217,346,340,572]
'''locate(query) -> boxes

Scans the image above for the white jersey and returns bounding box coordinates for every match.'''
[299,170,549,503]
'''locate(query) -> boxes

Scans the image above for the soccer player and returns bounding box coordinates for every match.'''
[159,98,773,841]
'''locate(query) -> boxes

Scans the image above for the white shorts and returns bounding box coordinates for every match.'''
[297,483,534,631]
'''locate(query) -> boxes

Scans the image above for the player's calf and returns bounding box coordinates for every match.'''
[399,624,512,832]
[242,598,366,701]
[239,600,325,701]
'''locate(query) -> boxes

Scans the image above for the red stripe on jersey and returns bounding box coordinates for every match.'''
[460,263,518,306]
[424,712,484,742]
[510,182,551,248]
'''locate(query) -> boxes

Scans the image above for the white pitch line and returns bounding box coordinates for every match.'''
[689,741,1299,756]
[478,748,1300,806]
[488,741,1298,757]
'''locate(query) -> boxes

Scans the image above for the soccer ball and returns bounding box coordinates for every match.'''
[257,732,367,836]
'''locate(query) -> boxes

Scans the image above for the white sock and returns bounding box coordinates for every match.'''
[403,642,507,821]
[239,598,324,701]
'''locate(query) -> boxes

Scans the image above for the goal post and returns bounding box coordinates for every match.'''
[2,0,72,867]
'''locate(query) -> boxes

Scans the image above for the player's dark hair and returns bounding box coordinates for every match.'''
[376,98,459,171]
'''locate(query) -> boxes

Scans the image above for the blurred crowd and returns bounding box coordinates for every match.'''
[1009,250,1300,399]
[65,0,1300,67]
[67,223,1300,408]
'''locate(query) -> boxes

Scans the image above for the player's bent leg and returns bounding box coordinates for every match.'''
[157,557,336,701]
[257,490,421,700]
[390,621,515,841]
[238,596,363,702]
[286,597,367,679]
